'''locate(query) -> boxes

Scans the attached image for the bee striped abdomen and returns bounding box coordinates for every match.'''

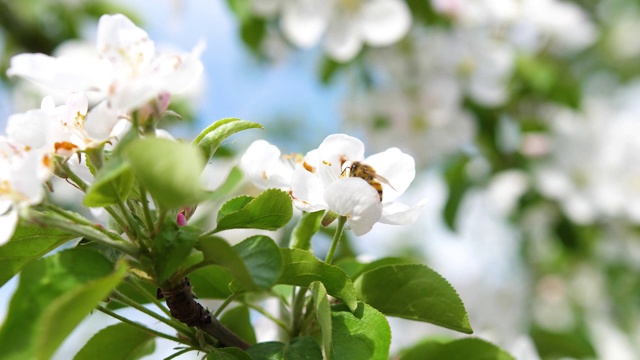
[345,161,387,201]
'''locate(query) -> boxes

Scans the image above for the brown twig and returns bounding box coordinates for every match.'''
[159,277,250,350]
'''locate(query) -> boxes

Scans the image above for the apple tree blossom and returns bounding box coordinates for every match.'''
[0,11,504,360]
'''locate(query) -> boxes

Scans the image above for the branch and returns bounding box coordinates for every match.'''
[159,277,250,350]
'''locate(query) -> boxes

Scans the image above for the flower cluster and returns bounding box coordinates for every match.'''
[0,14,203,245]
[344,0,595,164]
[534,82,640,224]
[241,133,425,235]
[251,0,412,62]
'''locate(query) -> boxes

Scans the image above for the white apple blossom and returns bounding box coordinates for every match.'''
[290,134,425,236]
[7,94,123,158]
[7,14,203,114]
[239,139,303,190]
[0,137,51,245]
[534,82,640,224]
[343,84,476,166]
[253,0,411,62]
[432,0,596,54]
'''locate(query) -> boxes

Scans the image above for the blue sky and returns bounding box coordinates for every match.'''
[125,0,345,151]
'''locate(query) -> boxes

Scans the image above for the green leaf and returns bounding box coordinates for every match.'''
[397,337,515,360]
[290,210,324,251]
[354,264,472,334]
[334,258,365,280]
[246,336,322,360]
[73,322,155,360]
[218,196,254,222]
[0,218,77,287]
[351,257,414,279]
[278,248,357,312]
[233,236,282,289]
[530,325,596,359]
[404,0,442,25]
[195,236,258,291]
[0,248,127,360]
[514,54,581,108]
[125,137,206,208]
[310,281,332,358]
[443,154,472,231]
[240,16,266,54]
[83,156,134,207]
[220,306,257,345]
[152,223,200,283]
[319,56,342,85]
[189,265,235,299]
[194,118,262,161]
[215,189,293,232]
[330,303,391,360]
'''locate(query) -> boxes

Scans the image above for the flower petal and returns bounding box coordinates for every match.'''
[240,140,293,190]
[324,13,363,62]
[12,150,48,201]
[379,198,427,225]
[291,168,328,212]
[324,177,383,236]
[97,14,154,74]
[281,0,331,48]
[0,207,19,246]
[360,0,411,46]
[7,53,103,94]
[84,101,120,142]
[6,109,52,150]
[65,92,88,118]
[315,134,365,187]
[364,147,415,202]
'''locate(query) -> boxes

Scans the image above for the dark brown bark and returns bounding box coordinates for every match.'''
[160,277,250,350]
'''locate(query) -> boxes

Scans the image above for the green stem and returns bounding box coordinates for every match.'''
[31,211,138,257]
[245,302,291,334]
[291,287,309,338]
[139,184,155,232]
[324,216,347,264]
[155,207,168,234]
[163,348,196,360]
[96,306,184,344]
[56,158,88,192]
[201,227,219,237]
[116,200,135,236]
[110,291,194,337]
[127,277,172,318]
[44,204,123,242]
[299,307,317,336]
[180,260,211,278]
[213,292,243,318]
[103,206,130,235]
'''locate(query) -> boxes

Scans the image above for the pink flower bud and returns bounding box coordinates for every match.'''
[176,212,187,226]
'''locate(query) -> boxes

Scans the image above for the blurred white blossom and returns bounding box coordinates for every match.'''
[8,14,204,114]
[252,0,411,62]
[0,129,52,245]
[535,83,640,224]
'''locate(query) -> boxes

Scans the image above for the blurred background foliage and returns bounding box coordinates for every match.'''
[2,0,640,359]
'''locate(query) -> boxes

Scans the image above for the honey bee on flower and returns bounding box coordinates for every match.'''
[241,134,426,236]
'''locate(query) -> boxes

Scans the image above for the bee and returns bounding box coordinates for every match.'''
[342,161,395,201]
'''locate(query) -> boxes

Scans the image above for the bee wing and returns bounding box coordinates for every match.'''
[373,173,396,191]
